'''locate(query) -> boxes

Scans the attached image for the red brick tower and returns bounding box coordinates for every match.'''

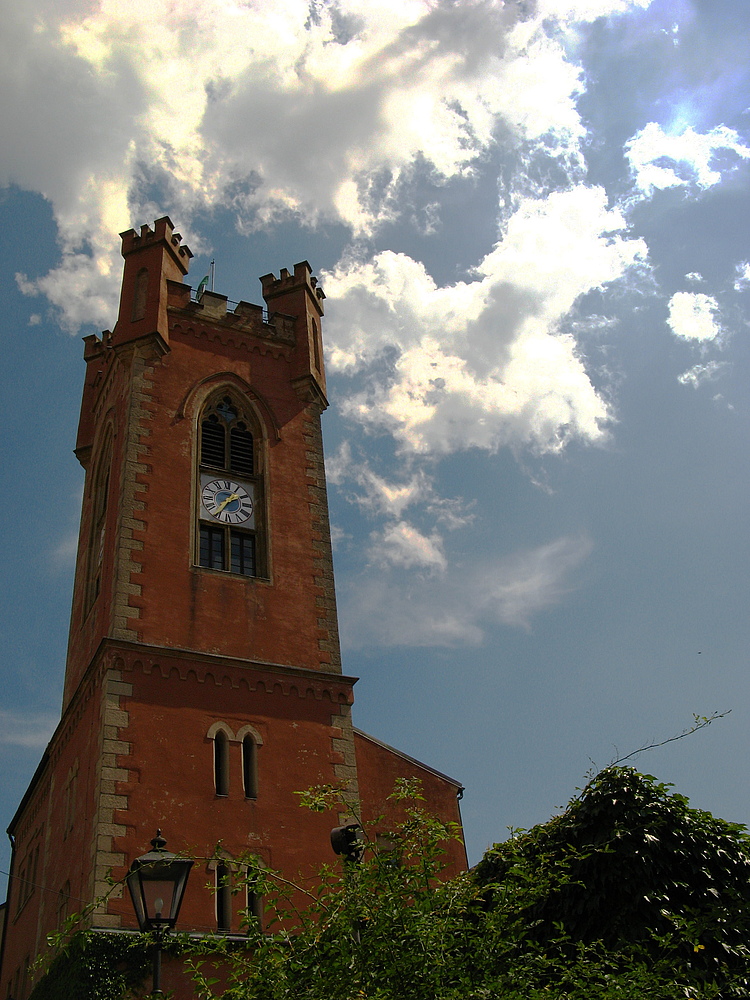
[0,219,465,999]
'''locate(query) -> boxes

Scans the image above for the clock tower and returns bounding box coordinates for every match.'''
[0,219,465,999]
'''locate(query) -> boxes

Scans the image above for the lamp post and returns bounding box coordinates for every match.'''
[126,830,193,997]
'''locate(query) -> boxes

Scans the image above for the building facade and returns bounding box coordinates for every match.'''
[0,218,465,998]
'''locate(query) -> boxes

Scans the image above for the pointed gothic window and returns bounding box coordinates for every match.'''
[311,317,322,373]
[197,393,264,577]
[63,764,78,839]
[57,882,71,929]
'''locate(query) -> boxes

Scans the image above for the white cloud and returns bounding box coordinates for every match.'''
[328,442,475,563]
[677,360,730,388]
[536,0,651,18]
[667,292,722,343]
[626,123,750,198]
[480,534,593,628]
[733,262,750,291]
[0,710,57,749]
[340,533,593,647]
[329,524,348,549]
[327,442,431,517]
[370,521,447,572]
[1,0,634,331]
[324,186,646,456]
[426,496,476,531]
[356,469,430,519]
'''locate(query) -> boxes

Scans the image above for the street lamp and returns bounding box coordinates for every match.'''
[126,830,193,997]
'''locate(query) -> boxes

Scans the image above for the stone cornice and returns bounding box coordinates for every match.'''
[100,638,357,702]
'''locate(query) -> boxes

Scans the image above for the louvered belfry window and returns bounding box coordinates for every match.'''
[230,425,253,475]
[201,414,225,468]
[198,393,262,577]
[200,397,254,475]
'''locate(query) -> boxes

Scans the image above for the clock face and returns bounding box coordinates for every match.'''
[200,478,254,524]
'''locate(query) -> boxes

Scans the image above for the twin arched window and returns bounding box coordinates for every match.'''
[198,394,263,577]
[212,725,260,799]
[213,860,264,933]
[242,734,258,799]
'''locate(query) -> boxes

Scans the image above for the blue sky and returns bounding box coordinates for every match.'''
[1,0,750,889]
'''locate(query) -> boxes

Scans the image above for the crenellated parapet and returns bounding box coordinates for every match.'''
[119,216,193,274]
[260,260,326,315]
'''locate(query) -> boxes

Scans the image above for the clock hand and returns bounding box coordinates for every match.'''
[214,492,240,515]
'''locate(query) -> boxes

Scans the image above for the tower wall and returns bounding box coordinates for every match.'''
[1,220,465,1000]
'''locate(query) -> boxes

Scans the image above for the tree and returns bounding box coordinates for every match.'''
[473,766,750,998]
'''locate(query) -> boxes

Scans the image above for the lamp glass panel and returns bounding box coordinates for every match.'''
[142,878,177,920]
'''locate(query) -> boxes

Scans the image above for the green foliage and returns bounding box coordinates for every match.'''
[28,930,150,1000]
[189,781,469,1000]
[475,766,750,993]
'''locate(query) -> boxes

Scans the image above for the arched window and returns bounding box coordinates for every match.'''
[242,735,258,799]
[86,434,112,610]
[214,731,229,796]
[197,393,264,577]
[246,879,263,930]
[63,764,78,839]
[57,882,71,929]
[311,317,322,373]
[216,862,231,932]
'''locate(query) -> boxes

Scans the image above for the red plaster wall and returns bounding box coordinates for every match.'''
[106,654,356,935]
[355,731,468,877]
[125,334,331,667]
[2,686,103,995]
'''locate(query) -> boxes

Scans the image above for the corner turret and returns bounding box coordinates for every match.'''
[113,216,193,350]
[260,261,327,399]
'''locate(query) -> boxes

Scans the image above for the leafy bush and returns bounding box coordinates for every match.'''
[28,930,150,1000]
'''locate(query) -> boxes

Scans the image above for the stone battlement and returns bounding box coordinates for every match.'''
[120,216,193,272]
[260,260,326,309]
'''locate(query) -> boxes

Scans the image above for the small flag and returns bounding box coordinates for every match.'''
[196,275,209,299]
